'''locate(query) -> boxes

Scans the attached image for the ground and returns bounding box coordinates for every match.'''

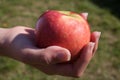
[0,0,120,80]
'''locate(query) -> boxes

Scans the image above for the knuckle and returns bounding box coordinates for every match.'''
[73,72,83,78]
[72,70,83,78]
[39,54,50,65]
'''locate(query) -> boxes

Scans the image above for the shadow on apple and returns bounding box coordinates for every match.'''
[91,0,120,19]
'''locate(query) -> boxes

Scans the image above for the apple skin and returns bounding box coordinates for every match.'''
[35,10,91,61]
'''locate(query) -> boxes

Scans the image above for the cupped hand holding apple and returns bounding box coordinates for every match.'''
[33,10,101,77]
[0,10,101,77]
[0,26,100,77]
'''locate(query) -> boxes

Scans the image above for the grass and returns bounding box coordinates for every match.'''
[0,0,120,80]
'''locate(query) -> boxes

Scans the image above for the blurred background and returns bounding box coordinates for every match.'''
[0,0,120,80]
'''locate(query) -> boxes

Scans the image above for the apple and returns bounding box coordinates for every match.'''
[35,10,90,61]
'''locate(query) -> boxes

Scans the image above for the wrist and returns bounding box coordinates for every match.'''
[0,28,10,56]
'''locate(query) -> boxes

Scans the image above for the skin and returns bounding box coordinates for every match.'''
[0,26,101,77]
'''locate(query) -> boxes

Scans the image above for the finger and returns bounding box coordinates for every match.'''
[91,31,101,55]
[32,46,71,65]
[80,13,88,20]
[73,42,95,77]
[36,63,74,77]
[46,42,95,77]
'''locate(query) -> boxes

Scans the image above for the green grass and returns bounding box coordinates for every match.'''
[0,0,120,80]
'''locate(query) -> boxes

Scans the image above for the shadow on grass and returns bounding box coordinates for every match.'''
[91,0,120,19]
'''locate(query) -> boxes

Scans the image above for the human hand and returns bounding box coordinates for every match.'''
[0,26,101,77]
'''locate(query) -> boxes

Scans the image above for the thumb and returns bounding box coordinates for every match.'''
[39,46,71,65]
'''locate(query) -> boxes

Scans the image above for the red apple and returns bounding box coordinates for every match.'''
[35,10,91,61]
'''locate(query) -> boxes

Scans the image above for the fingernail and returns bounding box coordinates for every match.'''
[80,12,88,20]
[57,51,71,61]
[65,51,71,61]
[96,32,101,39]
